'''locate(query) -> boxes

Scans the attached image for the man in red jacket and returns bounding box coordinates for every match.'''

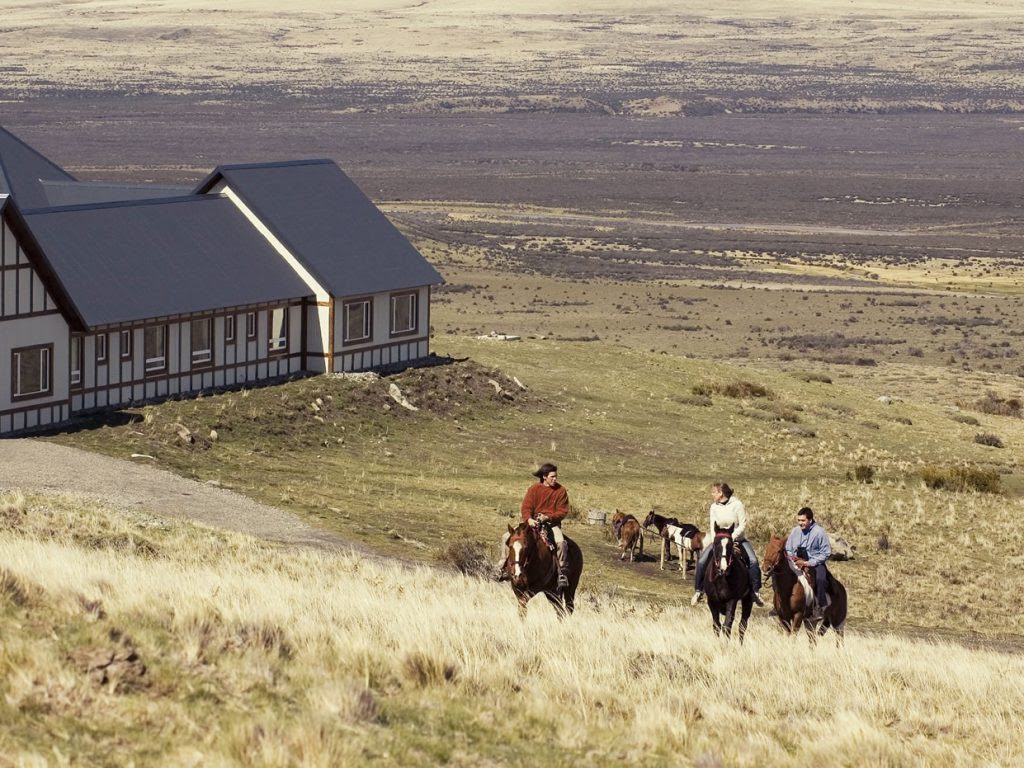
[498,463,571,588]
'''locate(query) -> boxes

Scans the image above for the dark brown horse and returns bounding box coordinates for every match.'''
[502,522,583,618]
[611,510,644,562]
[762,535,847,642]
[641,510,704,572]
[704,525,753,643]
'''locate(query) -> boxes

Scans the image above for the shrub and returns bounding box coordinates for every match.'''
[971,391,1022,418]
[675,394,712,407]
[974,433,1004,448]
[920,465,1002,494]
[949,412,980,426]
[796,372,833,384]
[436,539,491,578]
[849,464,875,483]
[693,380,773,399]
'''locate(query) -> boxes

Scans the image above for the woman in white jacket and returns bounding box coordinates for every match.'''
[690,482,764,607]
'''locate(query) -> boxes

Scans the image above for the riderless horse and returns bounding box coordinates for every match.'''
[641,510,704,572]
[611,510,644,562]
[704,524,753,643]
[502,521,583,618]
[762,535,847,642]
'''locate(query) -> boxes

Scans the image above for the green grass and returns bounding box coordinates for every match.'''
[48,335,1024,639]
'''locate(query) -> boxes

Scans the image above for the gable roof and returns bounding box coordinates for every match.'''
[195,160,443,297]
[0,127,76,209]
[21,195,313,328]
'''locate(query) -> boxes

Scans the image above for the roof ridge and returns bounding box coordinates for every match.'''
[21,193,219,216]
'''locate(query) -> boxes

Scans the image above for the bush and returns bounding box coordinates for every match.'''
[971,391,1022,418]
[796,371,833,384]
[949,412,980,426]
[974,433,1004,448]
[849,464,875,483]
[920,465,1002,494]
[436,539,491,578]
[693,380,773,399]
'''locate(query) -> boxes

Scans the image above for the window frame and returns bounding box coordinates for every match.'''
[246,311,257,340]
[96,333,108,364]
[342,297,373,345]
[11,343,53,401]
[190,318,213,367]
[120,329,133,360]
[225,315,236,344]
[69,336,84,389]
[268,307,288,354]
[389,291,418,337]
[143,324,168,375]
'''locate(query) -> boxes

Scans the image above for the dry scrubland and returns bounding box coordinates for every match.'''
[2,490,1024,767]
[50,337,1024,641]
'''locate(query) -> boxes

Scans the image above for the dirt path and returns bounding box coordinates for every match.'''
[0,438,353,552]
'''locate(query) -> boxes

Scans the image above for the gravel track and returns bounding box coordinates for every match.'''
[0,438,354,552]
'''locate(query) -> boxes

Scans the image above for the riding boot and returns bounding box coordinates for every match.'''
[556,540,569,589]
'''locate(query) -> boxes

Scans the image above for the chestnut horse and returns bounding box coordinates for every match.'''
[502,522,583,618]
[642,510,704,572]
[704,525,753,643]
[762,535,847,642]
[611,510,644,562]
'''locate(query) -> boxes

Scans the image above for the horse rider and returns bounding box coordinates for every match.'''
[690,481,765,607]
[497,462,571,589]
[785,506,832,619]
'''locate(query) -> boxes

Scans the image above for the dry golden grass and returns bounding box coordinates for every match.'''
[1,490,1022,766]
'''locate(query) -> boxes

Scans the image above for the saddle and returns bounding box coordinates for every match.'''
[536,521,557,552]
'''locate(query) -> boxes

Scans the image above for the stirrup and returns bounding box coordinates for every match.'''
[556,573,569,589]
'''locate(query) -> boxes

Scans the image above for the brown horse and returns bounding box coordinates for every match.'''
[762,535,847,642]
[611,510,644,562]
[502,522,583,618]
[641,510,704,572]
[704,525,753,643]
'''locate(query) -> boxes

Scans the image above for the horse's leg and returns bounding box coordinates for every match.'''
[546,590,568,619]
[660,539,666,570]
[738,598,752,645]
[516,591,529,620]
[710,606,722,638]
[722,600,736,640]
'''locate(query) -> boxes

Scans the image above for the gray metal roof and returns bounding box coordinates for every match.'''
[0,127,76,209]
[22,195,313,328]
[195,160,443,297]
[39,179,193,207]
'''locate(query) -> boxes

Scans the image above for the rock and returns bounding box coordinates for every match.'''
[512,376,527,390]
[388,383,419,411]
[829,535,855,561]
[877,395,903,405]
[208,429,218,442]
[476,331,521,341]
[130,453,156,461]
[487,378,503,394]
[70,633,147,693]
[205,479,221,488]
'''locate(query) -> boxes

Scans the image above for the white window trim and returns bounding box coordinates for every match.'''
[344,299,372,344]
[13,346,51,398]
[191,318,213,365]
[269,308,288,353]
[390,292,417,335]
[144,326,167,374]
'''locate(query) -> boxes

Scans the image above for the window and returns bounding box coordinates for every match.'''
[120,329,133,359]
[246,312,257,339]
[96,333,108,363]
[70,336,83,388]
[269,307,287,353]
[343,298,372,344]
[144,325,167,374]
[190,318,213,365]
[390,292,418,336]
[225,315,236,343]
[11,344,52,400]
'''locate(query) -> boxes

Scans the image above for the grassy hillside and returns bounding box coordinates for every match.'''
[2,489,1023,767]
[49,336,1024,640]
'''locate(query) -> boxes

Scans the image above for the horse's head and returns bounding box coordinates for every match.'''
[710,524,735,578]
[505,522,539,587]
[611,510,626,525]
[642,510,656,530]
[762,535,787,574]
